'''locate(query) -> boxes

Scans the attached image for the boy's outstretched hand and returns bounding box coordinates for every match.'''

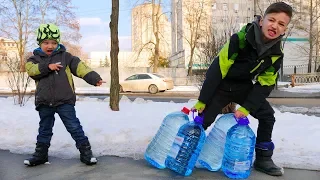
[48,63,63,71]
[234,110,246,118]
[96,80,106,86]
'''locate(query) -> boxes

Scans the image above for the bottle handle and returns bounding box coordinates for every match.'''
[192,110,203,120]
[192,109,196,120]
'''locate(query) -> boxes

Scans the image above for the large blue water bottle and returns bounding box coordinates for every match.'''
[222,116,256,179]
[196,113,237,171]
[165,111,206,176]
[144,107,190,169]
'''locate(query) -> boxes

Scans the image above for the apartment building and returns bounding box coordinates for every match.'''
[0,37,19,71]
[211,0,254,36]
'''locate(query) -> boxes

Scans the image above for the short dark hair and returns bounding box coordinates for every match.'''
[264,2,293,19]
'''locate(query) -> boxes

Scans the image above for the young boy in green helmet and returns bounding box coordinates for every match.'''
[192,2,293,176]
[24,23,105,166]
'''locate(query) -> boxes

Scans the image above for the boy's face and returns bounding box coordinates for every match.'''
[40,39,58,55]
[259,12,291,41]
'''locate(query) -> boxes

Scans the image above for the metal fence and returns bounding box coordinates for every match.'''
[283,64,310,75]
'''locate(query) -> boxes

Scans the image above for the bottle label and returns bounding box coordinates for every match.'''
[234,160,251,171]
[167,136,184,159]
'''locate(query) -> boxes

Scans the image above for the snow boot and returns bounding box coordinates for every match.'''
[24,142,49,166]
[253,142,284,176]
[78,141,97,165]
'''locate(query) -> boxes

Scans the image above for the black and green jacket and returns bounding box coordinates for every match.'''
[25,45,102,109]
[199,22,283,114]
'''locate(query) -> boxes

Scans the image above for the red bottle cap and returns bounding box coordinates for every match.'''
[181,107,190,115]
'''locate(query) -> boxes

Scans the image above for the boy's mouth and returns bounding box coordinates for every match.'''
[268,29,277,37]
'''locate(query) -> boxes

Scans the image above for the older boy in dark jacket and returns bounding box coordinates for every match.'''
[192,2,293,176]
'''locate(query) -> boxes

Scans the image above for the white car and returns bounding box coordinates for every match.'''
[119,73,174,94]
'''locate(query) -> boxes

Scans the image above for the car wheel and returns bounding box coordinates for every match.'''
[148,84,158,94]
[119,85,124,93]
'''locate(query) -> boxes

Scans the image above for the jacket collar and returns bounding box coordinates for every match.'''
[245,22,283,56]
[33,44,66,57]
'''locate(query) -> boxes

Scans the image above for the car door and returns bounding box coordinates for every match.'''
[122,74,138,91]
[136,74,153,91]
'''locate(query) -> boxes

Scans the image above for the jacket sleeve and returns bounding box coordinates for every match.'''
[25,56,51,81]
[198,33,239,104]
[69,55,102,86]
[240,56,283,114]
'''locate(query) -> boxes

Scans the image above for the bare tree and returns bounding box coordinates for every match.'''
[0,0,37,72]
[196,25,228,87]
[180,0,211,76]
[132,1,170,72]
[6,55,32,106]
[109,0,120,111]
[303,0,320,73]
[196,24,241,114]
[36,0,82,53]
[151,0,160,72]
[0,0,81,70]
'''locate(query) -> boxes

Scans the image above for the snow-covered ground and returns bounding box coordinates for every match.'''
[279,83,320,93]
[0,96,319,171]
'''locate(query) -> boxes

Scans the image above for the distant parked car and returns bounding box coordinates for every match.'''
[119,73,174,94]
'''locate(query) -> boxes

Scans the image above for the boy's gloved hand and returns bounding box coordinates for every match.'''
[235,106,250,118]
[191,101,206,113]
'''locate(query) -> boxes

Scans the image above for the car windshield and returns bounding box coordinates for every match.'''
[125,75,138,80]
[153,73,164,78]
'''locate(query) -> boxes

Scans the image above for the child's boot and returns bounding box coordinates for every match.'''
[78,141,97,165]
[24,142,49,166]
[253,142,284,176]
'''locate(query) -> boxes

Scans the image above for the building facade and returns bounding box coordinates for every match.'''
[131,3,172,58]
[0,37,19,71]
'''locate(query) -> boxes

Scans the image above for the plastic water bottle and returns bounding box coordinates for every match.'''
[222,117,256,179]
[144,107,190,169]
[196,113,237,171]
[165,112,206,176]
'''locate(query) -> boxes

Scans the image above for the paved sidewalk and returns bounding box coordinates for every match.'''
[269,90,320,98]
[0,150,319,180]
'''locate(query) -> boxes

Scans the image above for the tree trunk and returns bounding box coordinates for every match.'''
[109,0,120,111]
[187,47,195,76]
[153,42,159,72]
[309,0,313,73]
[18,11,25,72]
[152,1,160,73]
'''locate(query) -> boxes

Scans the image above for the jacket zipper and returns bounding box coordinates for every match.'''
[250,60,264,73]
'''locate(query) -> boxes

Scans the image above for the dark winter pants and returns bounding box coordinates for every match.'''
[202,84,275,143]
[36,104,88,148]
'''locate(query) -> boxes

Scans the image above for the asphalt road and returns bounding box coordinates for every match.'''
[0,150,319,180]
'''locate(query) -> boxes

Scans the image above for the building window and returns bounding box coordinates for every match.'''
[234,3,239,13]
[212,3,217,10]
[223,3,228,11]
